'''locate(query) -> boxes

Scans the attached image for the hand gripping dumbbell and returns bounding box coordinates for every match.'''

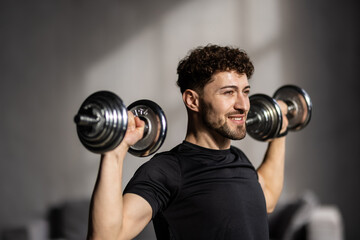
[73,91,167,157]
[246,85,312,141]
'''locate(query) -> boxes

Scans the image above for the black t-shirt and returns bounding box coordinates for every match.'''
[124,141,269,240]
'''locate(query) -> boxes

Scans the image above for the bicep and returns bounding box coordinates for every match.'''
[257,172,276,213]
[257,172,270,211]
[120,193,153,239]
[257,172,267,199]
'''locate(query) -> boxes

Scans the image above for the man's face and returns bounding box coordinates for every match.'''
[199,71,250,140]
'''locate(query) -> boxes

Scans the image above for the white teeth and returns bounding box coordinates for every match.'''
[231,117,243,120]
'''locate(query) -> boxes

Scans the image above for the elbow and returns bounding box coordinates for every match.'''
[264,190,281,213]
[266,203,276,213]
[87,232,121,240]
[87,225,123,240]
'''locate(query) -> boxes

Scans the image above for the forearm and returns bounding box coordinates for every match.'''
[88,143,128,239]
[257,137,286,212]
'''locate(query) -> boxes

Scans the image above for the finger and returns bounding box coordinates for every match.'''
[282,116,289,132]
[134,116,146,138]
[134,116,145,129]
[121,112,145,147]
[276,100,288,115]
[127,111,136,130]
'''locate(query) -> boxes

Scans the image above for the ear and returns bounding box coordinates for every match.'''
[182,89,200,112]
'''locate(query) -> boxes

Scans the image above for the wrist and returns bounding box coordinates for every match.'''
[276,128,288,138]
[102,142,129,162]
[268,136,286,148]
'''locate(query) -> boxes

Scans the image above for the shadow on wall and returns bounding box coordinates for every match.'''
[279,1,360,240]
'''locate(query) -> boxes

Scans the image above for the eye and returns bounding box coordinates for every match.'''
[243,89,250,96]
[224,90,234,95]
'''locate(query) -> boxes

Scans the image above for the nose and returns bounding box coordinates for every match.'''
[234,94,250,113]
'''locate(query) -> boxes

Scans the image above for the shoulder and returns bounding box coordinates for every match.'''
[230,145,254,166]
[124,147,183,215]
[144,147,180,169]
[230,145,247,158]
[133,146,182,181]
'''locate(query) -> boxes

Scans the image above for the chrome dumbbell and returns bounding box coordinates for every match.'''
[74,91,167,157]
[246,85,312,141]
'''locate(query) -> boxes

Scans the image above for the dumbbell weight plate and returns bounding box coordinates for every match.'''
[247,94,283,141]
[273,85,312,131]
[127,100,167,157]
[74,91,128,153]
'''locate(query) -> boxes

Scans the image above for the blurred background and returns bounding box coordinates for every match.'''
[0,0,359,239]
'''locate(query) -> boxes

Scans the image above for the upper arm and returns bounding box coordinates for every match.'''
[257,138,286,213]
[257,172,266,199]
[257,171,276,213]
[119,193,153,240]
[119,154,180,239]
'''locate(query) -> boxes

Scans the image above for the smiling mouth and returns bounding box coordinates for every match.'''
[228,115,247,123]
[226,110,247,124]
[229,116,244,121]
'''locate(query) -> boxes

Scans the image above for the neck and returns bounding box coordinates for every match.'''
[185,115,231,150]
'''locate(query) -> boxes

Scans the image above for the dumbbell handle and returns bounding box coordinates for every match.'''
[74,113,100,126]
[284,100,296,117]
[245,115,260,126]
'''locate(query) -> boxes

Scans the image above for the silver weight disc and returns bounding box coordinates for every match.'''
[127,100,167,157]
[74,91,128,153]
[273,85,312,131]
[247,94,283,141]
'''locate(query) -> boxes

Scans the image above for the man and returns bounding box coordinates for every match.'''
[87,45,288,240]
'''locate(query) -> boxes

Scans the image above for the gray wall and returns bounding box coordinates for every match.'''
[0,0,359,239]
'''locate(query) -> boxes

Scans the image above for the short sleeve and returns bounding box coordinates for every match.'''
[123,152,181,218]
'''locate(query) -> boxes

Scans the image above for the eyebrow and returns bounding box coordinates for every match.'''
[219,85,251,90]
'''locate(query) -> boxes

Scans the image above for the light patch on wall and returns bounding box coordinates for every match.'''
[158,0,241,49]
[251,49,283,94]
[84,25,163,104]
[246,0,281,50]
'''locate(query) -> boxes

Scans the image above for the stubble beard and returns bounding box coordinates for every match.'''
[201,102,247,141]
[215,121,247,140]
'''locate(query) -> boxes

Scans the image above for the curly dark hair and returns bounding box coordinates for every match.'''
[177,44,254,94]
